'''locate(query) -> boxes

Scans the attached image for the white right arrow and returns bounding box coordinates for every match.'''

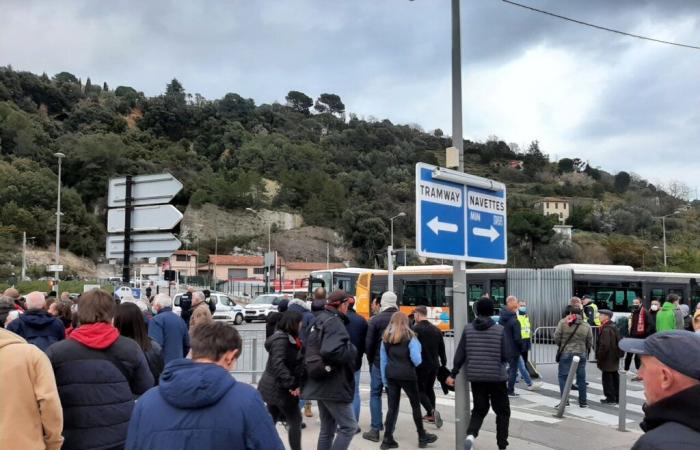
[473,225,500,242]
[427,217,459,235]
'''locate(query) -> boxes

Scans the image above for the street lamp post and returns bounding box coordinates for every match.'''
[387,212,406,293]
[653,208,685,268]
[54,152,65,297]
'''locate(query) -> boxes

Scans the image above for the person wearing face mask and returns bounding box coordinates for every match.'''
[626,298,650,381]
[648,300,661,334]
[516,300,540,389]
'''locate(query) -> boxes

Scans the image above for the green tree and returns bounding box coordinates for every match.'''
[314,93,345,115]
[558,158,574,173]
[614,171,631,193]
[509,210,557,257]
[285,90,313,114]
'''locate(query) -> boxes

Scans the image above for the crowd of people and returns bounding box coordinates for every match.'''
[1,283,699,450]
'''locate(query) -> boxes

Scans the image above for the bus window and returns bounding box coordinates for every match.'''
[594,290,613,310]
[336,276,357,295]
[468,283,484,302]
[614,291,626,310]
[692,288,700,310]
[490,281,506,307]
[401,280,447,307]
[650,289,665,302]
[668,289,684,302]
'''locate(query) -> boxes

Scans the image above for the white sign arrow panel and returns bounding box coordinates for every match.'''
[108,173,183,207]
[473,225,500,242]
[106,233,182,260]
[107,205,183,233]
[427,217,459,235]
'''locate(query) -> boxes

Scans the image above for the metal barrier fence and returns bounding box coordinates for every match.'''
[231,332,458,383]
[531,325,599,366]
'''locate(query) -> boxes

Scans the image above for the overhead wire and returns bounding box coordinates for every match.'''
[502,0,700,51]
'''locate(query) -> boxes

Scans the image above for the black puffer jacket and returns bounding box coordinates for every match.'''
[46,326,154,450]
[258,330,303,407]
[301,308,357,403]
[632,384,700,449]
[365,307,398,367]
[451,317,507,382]
[498,309,522,360]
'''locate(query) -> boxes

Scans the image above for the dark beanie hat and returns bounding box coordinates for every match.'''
[476,297,495,317]
[278,299,290,312]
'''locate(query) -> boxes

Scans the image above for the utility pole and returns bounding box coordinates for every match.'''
[450,0,470,445]
[21,231,26,281]
[388,212,406,293]
[54,152,65,297]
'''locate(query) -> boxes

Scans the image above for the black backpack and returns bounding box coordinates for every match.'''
[304,316,334,379]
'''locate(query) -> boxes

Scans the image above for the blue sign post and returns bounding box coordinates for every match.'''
[416,163,507,264]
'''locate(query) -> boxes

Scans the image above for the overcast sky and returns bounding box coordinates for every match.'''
[1,0,699,198]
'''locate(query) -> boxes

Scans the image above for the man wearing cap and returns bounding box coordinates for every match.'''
[301,290,358,450]
[620,330,700,449]
[344,296,368,430]
[363,291,399,443]
[447,297,510,450]
[595,309,623,404]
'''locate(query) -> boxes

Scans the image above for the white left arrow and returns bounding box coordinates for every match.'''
[473,225,500,242]
[427,217,459,235]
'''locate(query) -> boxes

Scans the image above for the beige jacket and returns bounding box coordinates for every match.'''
[189,302,213,331]
[0,328,63,450]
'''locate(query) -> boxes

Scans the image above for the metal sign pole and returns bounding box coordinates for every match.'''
[451,0,470,447]
[122,175,133,284]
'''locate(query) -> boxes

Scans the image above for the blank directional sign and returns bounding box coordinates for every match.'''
[108,173,183,207]
[106,233,182,259]
[416,162,507,264]
[107,205,183,233]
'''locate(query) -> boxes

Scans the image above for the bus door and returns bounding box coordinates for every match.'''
[308,276,326,300]
[467,283,485,322]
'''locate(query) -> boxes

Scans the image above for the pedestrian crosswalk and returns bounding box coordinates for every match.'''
[357,373,647,430]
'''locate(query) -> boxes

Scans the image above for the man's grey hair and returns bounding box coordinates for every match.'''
[154,293,172,308]
[506,295,518,304]
[25,291,46,310]
[570,296,582,305]
[193,291,206,303]
[0,295,13,306]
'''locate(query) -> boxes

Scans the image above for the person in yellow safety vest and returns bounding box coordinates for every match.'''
[582,296,601,327]
[517,301,532,364]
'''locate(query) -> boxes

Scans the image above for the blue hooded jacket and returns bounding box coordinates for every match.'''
[125,359,284,450]
[6,310,64,352]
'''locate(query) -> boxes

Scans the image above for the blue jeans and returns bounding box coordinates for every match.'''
[369,364,384,431]
[506,357,519,394]
[317,400,357,450]
[558,353,587,404]
[353,370,361,422]
[517,356,532,386]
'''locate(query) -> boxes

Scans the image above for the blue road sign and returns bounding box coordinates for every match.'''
[416,163,507,264]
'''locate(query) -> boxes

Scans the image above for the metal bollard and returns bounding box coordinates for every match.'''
[618,370,627,431]
[252,338,258,384]
[554,355,580,418]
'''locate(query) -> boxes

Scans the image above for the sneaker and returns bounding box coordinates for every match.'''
[362,429,381,442]
[571,384,579,390]
[423,415,435,423]
[507,392,519,398]
[631,376,642,382]
[380,437,399,449]
[464,435,476,450]
[600,398,613,405]
[419,433,438,448]
[579,402,588,408]
[433,410,443,429]
[554,401,570,408]
[526,383,540,391]
[304,402,313,418]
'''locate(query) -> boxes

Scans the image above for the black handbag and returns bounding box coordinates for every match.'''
[555,323,580,363]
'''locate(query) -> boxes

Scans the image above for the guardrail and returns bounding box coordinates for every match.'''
[532,325,599,366]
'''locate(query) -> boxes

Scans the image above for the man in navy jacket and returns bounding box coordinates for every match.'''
[7,291,64,352]
[149,293,189,364]
[499,295,523,397]
[126,321,284,450]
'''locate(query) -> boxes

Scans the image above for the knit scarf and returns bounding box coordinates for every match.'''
[637,307,646,334]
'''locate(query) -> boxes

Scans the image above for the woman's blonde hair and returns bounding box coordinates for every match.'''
[383,311,414,345]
